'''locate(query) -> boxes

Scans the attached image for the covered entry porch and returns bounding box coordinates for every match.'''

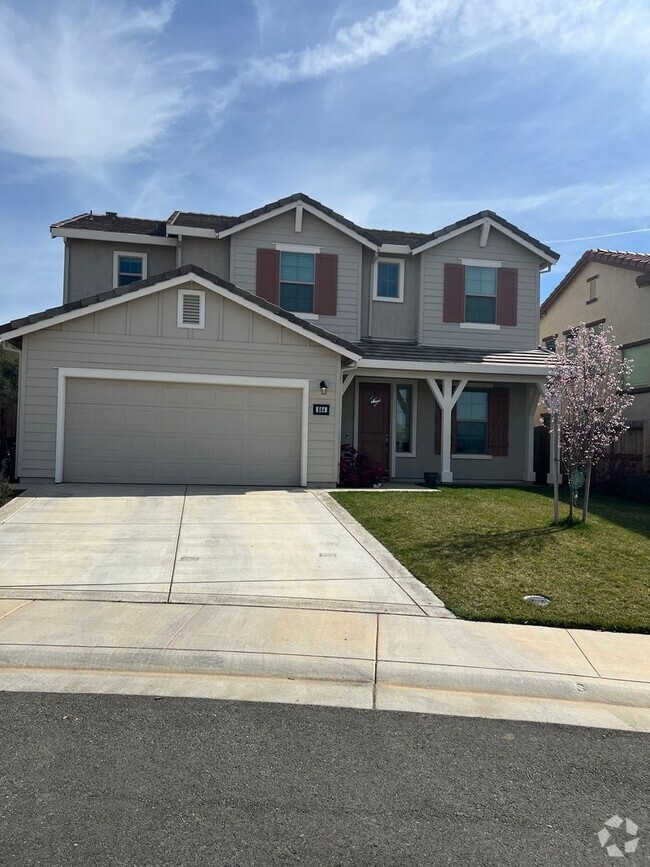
[340,346,551,484]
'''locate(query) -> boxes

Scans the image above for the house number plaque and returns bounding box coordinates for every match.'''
[313,404,330,416]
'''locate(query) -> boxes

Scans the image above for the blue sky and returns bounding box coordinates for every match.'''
[1,0,650,322]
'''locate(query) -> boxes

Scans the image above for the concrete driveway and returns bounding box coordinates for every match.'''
[0,485,445,615]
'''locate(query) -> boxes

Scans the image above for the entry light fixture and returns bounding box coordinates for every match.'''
[320,380,328,395]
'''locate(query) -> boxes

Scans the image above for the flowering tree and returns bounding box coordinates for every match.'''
[545,324,634,523]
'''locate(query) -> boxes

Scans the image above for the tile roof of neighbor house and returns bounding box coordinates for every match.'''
[541,249,650,314]
[636,271,650,287]
[0,265,360,358]
[52,193,560,259]
[356,339,552,367]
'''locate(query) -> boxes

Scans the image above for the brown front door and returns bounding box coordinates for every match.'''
[358,382,390,471]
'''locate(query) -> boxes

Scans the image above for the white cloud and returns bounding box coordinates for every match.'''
[216,0,650,110]
[0,0,211,166]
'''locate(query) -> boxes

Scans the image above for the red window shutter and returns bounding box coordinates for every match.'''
[314,253,338,316]
[256,249,280,305]
[488,387,509,456]
[496,268,517,326]
[443,263,465,323]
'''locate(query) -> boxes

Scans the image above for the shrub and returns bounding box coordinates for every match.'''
[0,475,13,508]
[339,444,388,488]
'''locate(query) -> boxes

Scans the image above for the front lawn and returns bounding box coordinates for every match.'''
[331,487,650,633]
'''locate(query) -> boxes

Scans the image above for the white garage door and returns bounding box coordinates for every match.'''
[63,378,302,485]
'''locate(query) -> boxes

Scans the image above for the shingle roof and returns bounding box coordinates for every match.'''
[541,249,650,314]
[0,265,361,358]
[356,340,552,367]
[52,195,558,260]
[51,212,167,237]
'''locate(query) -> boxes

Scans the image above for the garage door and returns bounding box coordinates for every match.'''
[63,378,302,485]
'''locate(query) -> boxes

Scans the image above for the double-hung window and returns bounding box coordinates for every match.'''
[113,252,147,288]
[465,266,497,324]
[455,389,488,454]
[280,252,315,313]
[373,259,404,302]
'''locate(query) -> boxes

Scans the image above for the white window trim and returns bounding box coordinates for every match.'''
[460,322,501,331]
[372,258,405,303]
[112,251,147,289]
[452,453,493,460]
[54,368,311,486]
[460,258,502,268]
[391,380,417,463]
[275,242,321,254]
[177,288,205,329]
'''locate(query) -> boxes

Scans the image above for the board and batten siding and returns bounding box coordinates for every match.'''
[230,209,362,342]
[17,284,342,485]
[420,226,542,350]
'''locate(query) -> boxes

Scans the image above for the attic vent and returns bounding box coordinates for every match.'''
[177,289,205,329]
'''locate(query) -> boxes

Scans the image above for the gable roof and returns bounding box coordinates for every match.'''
[541,249,650,314]
[51,195,558,263]
[408,210,559,262]
[0,264,362,361]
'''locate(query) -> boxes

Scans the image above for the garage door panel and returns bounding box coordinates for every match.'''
[63,378,302,485]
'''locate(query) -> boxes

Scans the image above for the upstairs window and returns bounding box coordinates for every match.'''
[373,259,404,302]
[113,252,147,288]
[280,251,315,313]
[465,266,497,324]
[544,336,557,352]
[456,389,488,454]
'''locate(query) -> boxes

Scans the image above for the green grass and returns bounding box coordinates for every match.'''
[331,487,650,633]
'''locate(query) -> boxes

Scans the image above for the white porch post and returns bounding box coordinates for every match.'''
[427,377,467,484]
[523,385,539,483]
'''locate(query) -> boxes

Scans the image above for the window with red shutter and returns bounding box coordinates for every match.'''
[487,387,510,456]
[443,263,465,323]
[314,253,338,316]
[256,249,280,305]
[496,268,518,326]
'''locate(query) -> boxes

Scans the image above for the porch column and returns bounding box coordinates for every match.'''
[427,377,467,483]
[523,384,539,483]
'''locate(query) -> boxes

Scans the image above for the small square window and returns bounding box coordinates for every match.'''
[373,260,403,302]
[113,251,147,288]
[465,266,496,324]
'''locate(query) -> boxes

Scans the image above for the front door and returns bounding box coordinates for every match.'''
[358,382,390,472]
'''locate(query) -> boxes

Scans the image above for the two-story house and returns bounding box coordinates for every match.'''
[540,250,650,422]
[0,193,559,488]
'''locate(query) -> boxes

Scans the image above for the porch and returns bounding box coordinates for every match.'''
[340,345,551,485]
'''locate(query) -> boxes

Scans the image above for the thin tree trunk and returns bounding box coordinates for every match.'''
[582,468,590,523]
[552,413,560,525]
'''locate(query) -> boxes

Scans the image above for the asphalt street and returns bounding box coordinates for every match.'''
[0,692,647,866]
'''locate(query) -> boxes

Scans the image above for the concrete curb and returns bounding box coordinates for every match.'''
[1,642,648,710]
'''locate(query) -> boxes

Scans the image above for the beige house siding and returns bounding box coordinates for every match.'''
[421,227,542,350]
[66,239,177,303]
[229,209,362,342]
[17,284,342,485]
[540,261,650,420]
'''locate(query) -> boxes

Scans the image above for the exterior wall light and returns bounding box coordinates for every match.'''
[320,380,328,395]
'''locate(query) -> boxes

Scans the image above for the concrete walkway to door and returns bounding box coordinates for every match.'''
[0,485,449,617]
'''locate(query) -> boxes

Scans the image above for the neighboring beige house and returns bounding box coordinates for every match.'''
[0,193,559,488]
[540,250,650,421]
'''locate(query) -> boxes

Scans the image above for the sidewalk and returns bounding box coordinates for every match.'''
[0,597,648,732]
